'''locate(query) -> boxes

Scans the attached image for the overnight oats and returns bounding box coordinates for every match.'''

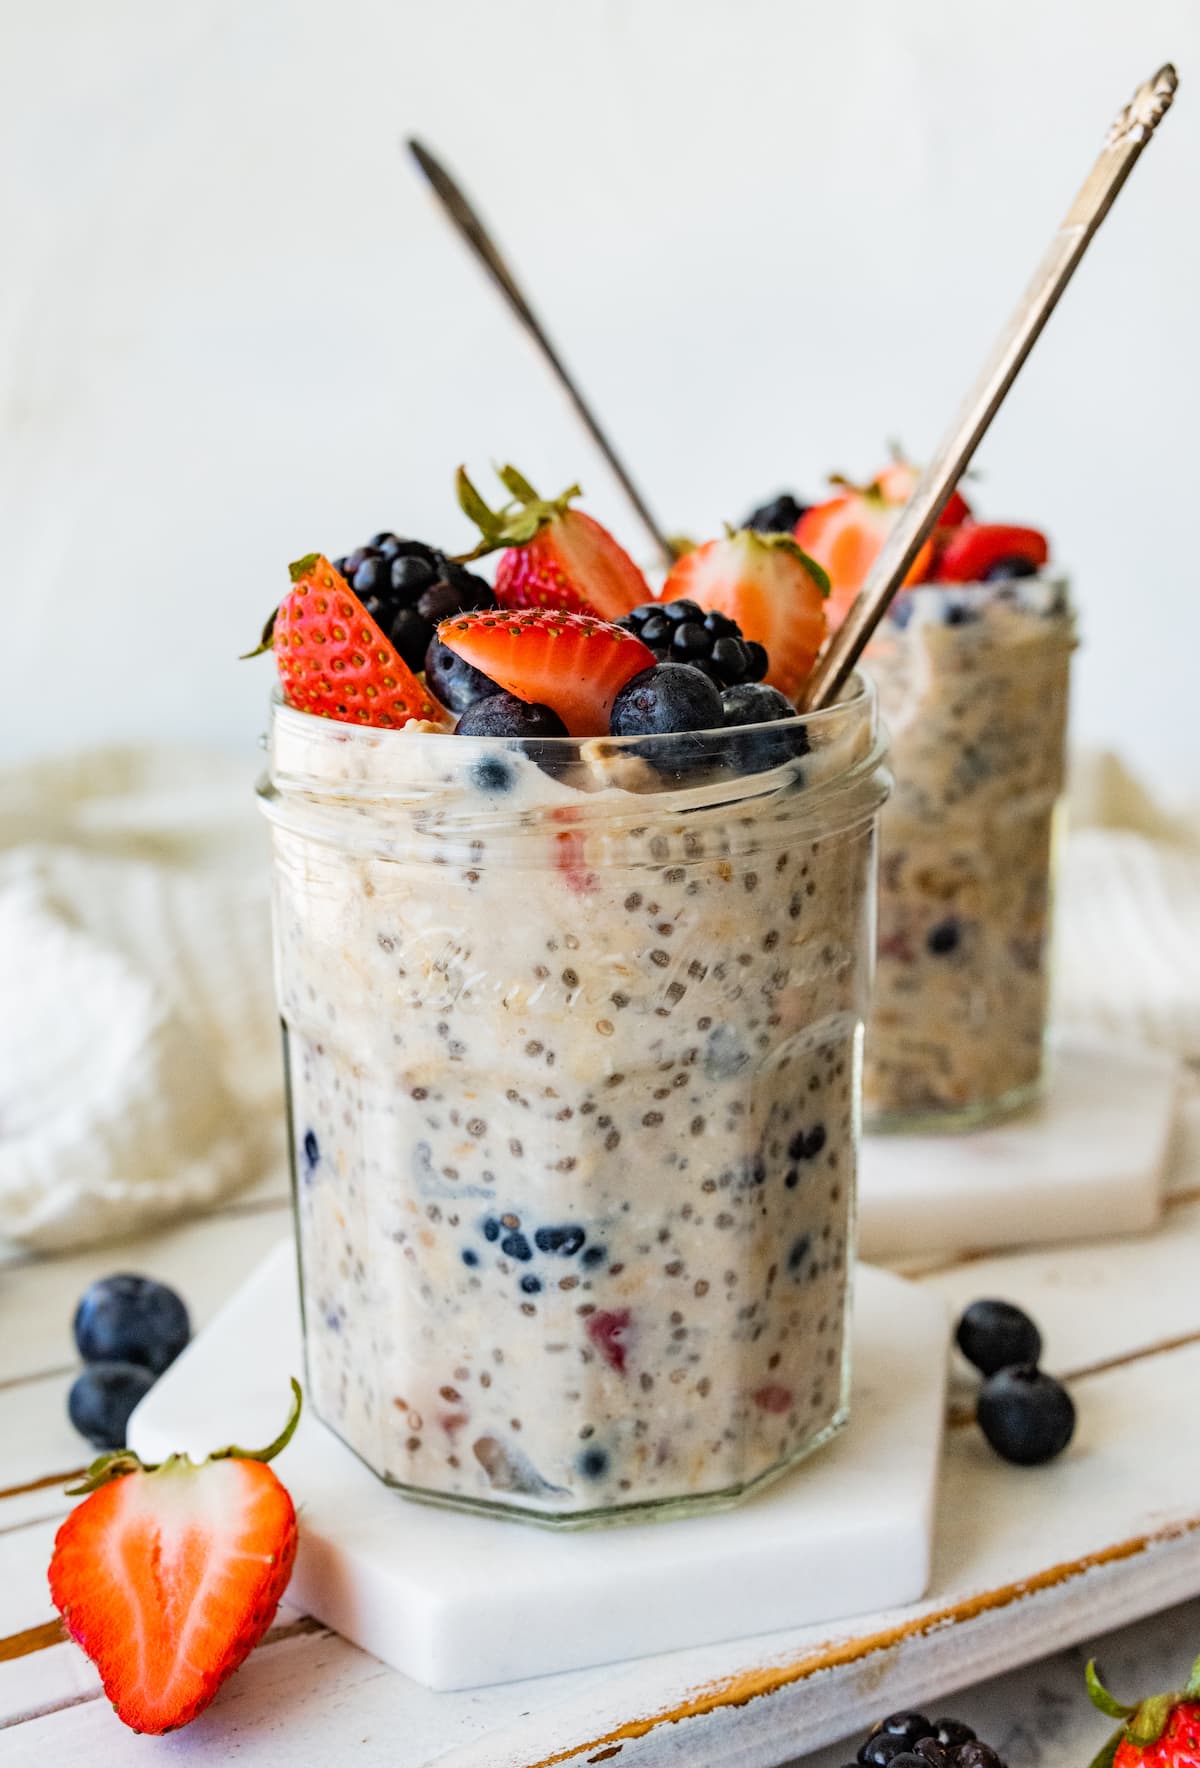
[252,472,888,1524]
[792,460,1076,1129]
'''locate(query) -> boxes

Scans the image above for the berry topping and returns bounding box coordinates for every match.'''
[721,681,807,772]
[458,465,651,620]
[742,491,810,533]
[437,609,654,738]
[617,600,770,689]
[955,1298,1043,1376]
[67,1363,156,1450]
[334,535,494,671]
[423,634,500,714]
[976,1364,1076,1465]
[796,476,936,627]
[73,1274,191,1375]
[660,528,829,699]
[932,523,1049,584]
[49,1383,301,1734]
[609,663,724,738]
[455,692,568,739]
[249,555,450,729]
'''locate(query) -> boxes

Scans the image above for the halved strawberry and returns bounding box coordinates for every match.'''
[932,523,1049,583]
[457,466,651,620]
[796,491,935,627]
[437,609,654,738]
[247,554,449,728]
[659,528,828,699]
[871,454,972,527]
[48,1383,302,1735]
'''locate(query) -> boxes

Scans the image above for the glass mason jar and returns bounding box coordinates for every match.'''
[258,677,889,1526]
[862,577,1076,1132]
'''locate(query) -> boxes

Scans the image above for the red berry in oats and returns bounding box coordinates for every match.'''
[457,465,652,620]
[437,608,654,737]
[246,554,450,728]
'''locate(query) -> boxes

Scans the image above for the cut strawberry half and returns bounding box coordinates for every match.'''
[457,466,651,620]
[796,493,935,627]
[48,1383,302,1735]
[659,528,828,699]
[871,454,972,527]
[932,523,1049,583]
[437,609,654,738]
[247,554,450,728]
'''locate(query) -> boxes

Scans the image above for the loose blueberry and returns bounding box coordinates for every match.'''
[67,1362,156,1450]
[73,1275,191,1375]
[977,1365,1075,1465]
[456,693,568,740]
[534,1225,586,1256]
[743,492,809,533]
[500,1231,532,1262]
[609,664,723,738]
[955,1299,1042,1377]
[927,918,961,956]
[424,635,499,715]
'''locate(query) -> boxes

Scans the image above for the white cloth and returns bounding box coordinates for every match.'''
[0,744,1196,1252]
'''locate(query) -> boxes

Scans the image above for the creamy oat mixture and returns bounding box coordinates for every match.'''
[864,579,1075,1128]
[260,691,887,1522]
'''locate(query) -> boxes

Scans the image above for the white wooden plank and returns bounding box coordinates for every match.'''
[0,1199,290,1387]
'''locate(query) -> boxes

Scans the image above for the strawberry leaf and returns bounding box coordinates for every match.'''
[67,1449,150,1495]
[1129,1695,1175,1746]
[1087,1728,1124,1768]
[288,553,321,583]
[240,605,279,660]
[1087,1660,1138,1720]
[497,464,541,504]
[1184,1653,1200,1700]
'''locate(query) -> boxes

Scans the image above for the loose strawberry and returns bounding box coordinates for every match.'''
[246,554,449,728]
[796,484,935,627]
[1086,1651,1200,1768]
[49,1382,302,1735]
[457,466,651,620]
[932,522,1049,584]
[659,528,828,699]
[437,609,654,738]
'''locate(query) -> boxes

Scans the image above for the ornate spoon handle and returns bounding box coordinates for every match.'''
[801,63,1178,711]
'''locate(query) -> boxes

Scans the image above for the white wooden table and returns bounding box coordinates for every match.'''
[4,1089,1199,1766]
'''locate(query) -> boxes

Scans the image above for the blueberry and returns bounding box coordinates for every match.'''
[955,1299,1042,1376]
[977,1365,1076,1465]
[462,1248,480,1267]
[424,636,499,714]
[942,601,980,626]
[743,492,809,533]
[787,1233,812,1275]
[482,1217,501,1242]
[519,1274,542,1294]
[73,1275,191,1375]
[456,693,568,739]
[578,1446,610,1479]
[67,1362,156,1450]
[609,664,723,738]
[534,1225,586,1256]
[983,555,1038,582]
[721,681,806,772]
[580,1244,607,1268]
[471,755,515,794]
[927,918,961,955]
[303,1128,320,1172]
[500,1231,532,1262]
[787,1123,826,1160]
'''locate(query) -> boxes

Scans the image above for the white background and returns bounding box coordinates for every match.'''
[3,0,1197,789]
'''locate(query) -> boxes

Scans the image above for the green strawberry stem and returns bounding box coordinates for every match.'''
[1086,1652,1200,1755]
[67,1379,303,1495]
[724,523,832,598]
[1087,1661,1137,1720]
[454,465,581,562]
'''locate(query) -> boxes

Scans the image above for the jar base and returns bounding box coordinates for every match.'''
[864,1072,1046,1136]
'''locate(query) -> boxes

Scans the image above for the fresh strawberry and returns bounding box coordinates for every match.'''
[457,466,651,620]
[437,609,654,737]
[659,528,828,699]
[48,1383,302,1735]
[871,453,972,527]
[246,554,449,728]
[1086,1651,1200,1768]
[796,485,935,627]
[932,522,1049,584]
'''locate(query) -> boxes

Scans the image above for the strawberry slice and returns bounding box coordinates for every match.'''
[457,466,651,620]
[659,529,828,699]
[932,522,1049,583]
[437,609,654,737]
[247,554,449,728]
[872,455,972,527]
[796,491,935,627]
[48,1383,302,1735]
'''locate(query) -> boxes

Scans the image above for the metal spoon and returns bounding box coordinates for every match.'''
[407,138,676,568]
[801,63,1178,712]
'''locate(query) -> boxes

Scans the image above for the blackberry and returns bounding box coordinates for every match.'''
[742,491,809,533]
[617,601,769,689]
[334,533,495,672]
